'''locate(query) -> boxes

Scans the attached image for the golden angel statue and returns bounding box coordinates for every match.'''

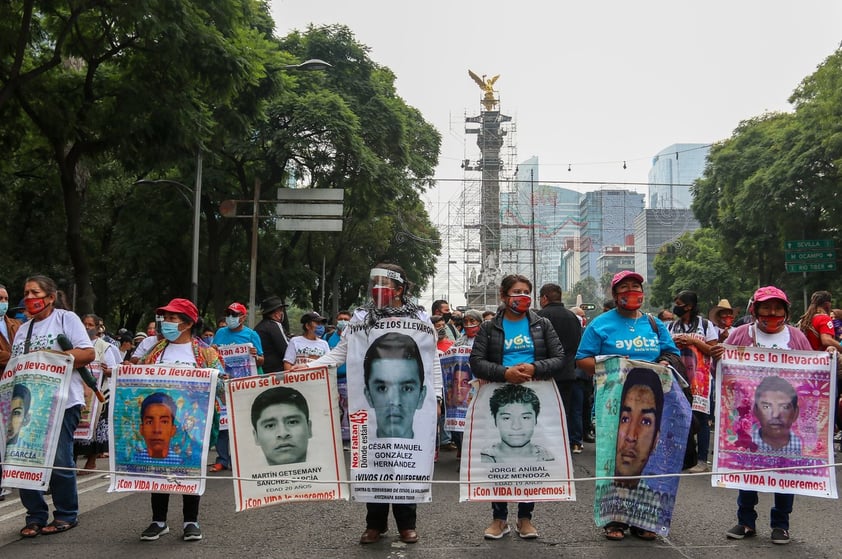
[468,70,500,111]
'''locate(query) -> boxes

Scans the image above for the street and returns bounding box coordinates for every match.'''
[1,446,840,558]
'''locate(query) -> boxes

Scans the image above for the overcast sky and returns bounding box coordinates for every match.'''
[270,0,842,304]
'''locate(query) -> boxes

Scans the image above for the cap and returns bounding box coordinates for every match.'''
[463,309,483,323]
[156,298,199,324]
[752,286,789,305]
[133,332,148,342]
[226,302,247,316]
[611,270,644,290]
[708,299,733,322]
[260,296,286,315]
[300,311,328,324]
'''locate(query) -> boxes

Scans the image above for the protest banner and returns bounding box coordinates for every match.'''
[74,361,103,441]
[441,345,473,432]
[711,346,837,498]
[460,380,575,503]
[227,366,347,511]
[593,357,691,536]
[216,343,258,432]
[0,351,74,490]
[344,318,437,503]
[108,363,218,496]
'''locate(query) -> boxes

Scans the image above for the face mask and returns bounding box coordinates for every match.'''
[86,328,98,340]
[161,321,182,342]
[336,319,349,332]
[721,316,734,328]
[464,324,480,338]
[371,286,395,308]
[441,312,452,323]
[226,315,241,329]
[314,325,326,337]
[616,290,644,311]
[24,297,49,315]
[508,295,531,314]
[202,335,214,344]
[672,304,687,317]
[437,327,446,339]
[0,302,7,317]
[757,315,786,332]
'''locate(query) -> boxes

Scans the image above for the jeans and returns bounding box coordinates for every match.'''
[693,410,710,462]
[737,490,794,530]
[568,380,585,445]
[151,493,201,524]
[492,501,534,520]
[365,503,416,531]
[20,405,82,525]
[215,430,230,468]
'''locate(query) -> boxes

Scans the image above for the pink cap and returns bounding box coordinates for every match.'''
[156,298,199,323]
[227,302,248,316]
[752,286,789,305]
[611,270,644,289]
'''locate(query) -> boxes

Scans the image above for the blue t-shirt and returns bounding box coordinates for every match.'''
[213,326,264,355]
[501,316,534,367]
[575,310,678,363]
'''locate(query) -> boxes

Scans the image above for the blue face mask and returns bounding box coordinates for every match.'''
[202,335,214,345]
[161,321,182,342]
[0,302,7,317]
[226,315,241,329]
[314,325,326,337]
[336,319,349,332]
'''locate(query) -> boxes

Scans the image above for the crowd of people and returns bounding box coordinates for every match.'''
[2,270,840,547]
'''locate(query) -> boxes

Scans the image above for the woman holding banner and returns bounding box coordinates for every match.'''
[302,262,439,545]
[469,274,564,540]
[575,270,681,541]
[138,298,224,543]
[11,275,95,537]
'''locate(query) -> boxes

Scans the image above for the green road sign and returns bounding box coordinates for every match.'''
[786,262,837,273]
[785,239,834,250]
[784,250,835,261]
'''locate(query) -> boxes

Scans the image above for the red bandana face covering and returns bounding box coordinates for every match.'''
[507,295,531,314]
[464,324,480,338]
[757,315,786,332]
[721,316,734,328]
[24,297,49,315]
[616,290,644,311]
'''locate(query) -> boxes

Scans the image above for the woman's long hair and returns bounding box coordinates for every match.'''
[798,290,832,335]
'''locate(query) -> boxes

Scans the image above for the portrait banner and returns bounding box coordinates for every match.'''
[345,318,437,503]
[227,366,347,511]
[216,343,258,432]
[593,357,691,536]
[74,361,103,441]
[0,351,74,490]
[712,346,836,498]
[108,364,218,496]
[459,380,575,503]
[441,345,473,432]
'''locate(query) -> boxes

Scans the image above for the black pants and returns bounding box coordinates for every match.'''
[151,493,200,523]
[365,503,416,531]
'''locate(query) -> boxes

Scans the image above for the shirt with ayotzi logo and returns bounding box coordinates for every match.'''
[501,316,534,367]
[575,309,678,363]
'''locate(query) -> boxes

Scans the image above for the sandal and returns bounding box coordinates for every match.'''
[20,523,43,538]
[41,519,78,535]
[630,526,657,541]
[604,523,626,541]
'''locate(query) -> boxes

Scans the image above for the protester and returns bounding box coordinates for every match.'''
[470,274,564,540]
[254,296,289,374]
[10,275,95,537]
[709,299,735,342]
[798,291,842,353]
[283,312,330,369]
[138,298,224,542]
[714,286,811,545]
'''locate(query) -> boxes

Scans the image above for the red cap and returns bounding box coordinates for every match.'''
[227,302,248,316]
[611,270,644,289]
[156,298,198,324]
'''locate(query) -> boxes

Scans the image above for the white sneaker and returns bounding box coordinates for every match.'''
[687,461,710,473]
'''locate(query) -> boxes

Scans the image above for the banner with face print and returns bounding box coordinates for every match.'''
[712,347,836,498]
[227,366,348,511]
[459,380,575,503]
[215,343,259,432]
[441,345,474,431]
[593,357,691,537]
[108,364,218,496]
[0,351,74,490]
[344,317,437,503]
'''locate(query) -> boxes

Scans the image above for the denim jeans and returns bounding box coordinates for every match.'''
[737,490,794,530]
[20,405,82,526]
[215,430,230,468]
[568,380,585,445]
[693,410,710,462]
[492,501,534,520]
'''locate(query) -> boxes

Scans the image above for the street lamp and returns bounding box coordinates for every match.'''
[282,59,332,71]
[135,150,203,303]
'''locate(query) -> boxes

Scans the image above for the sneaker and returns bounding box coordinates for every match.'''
[687,461,710,473]
[572,443,583,454]
[516,518,538,539]
[725,524,756,539]
[484,519,510,540]
[771,528,790,544]
[140,523,169,541]
[183,523,202,541]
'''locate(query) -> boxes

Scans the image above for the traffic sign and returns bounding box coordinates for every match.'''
[786,262,837,273]
[784,250,835,261]
[785,239,834,250]
[580,303,596,311]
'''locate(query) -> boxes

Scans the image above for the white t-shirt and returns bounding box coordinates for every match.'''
[283,335,330,365]
[753,326,791,349]
[133,334,161,362]
[147,341,198,366]
[11,309,94,408]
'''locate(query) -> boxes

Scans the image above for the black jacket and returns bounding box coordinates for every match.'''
[537,302,582,382]
[255,318,288,373]
[470,310,565,382]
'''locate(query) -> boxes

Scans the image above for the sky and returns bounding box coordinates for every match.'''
[270,0,842,306]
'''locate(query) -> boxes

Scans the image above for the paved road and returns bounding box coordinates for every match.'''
[1,447,840,558]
